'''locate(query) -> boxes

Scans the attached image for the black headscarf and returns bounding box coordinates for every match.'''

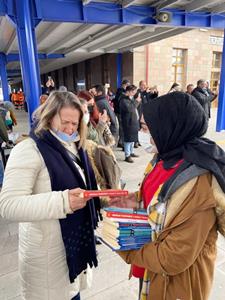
[143,91,225,192]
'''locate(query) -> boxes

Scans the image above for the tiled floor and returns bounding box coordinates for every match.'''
[0,108,225,299]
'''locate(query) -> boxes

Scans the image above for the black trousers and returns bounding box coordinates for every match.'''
[138,278,143,300]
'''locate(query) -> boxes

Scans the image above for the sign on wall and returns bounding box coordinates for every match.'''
[77,80,86,91]
[209,36,224,46]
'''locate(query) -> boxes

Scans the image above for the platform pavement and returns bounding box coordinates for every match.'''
[0,108,225,299]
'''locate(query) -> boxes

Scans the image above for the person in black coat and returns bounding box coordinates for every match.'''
[94,85,118,139]
[137,81,158,123]
[120,85,140,163]
[192,79,216,118]
[112,79,130,147]
[113,79,130,115]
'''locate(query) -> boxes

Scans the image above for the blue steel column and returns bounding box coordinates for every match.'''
[0,53,9,101]
[15,0,41,124]
[216,29,225,131]
[117,53,122,88]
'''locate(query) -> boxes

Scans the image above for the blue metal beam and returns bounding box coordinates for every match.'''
[6,53,65,63]
[15,0,41,124]
[117,53,122,88]
[2,1,225,28]
[3,0,41,27]
[216,29,225,131]
[0,53,9,101]
[33,0,225,29]
[0,1,6,16]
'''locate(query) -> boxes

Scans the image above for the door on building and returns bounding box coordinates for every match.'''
[172,48,187,90]
[210,51,222,107]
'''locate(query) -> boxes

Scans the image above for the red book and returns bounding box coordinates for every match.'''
[103,211,148,221]
[83,189,128,198]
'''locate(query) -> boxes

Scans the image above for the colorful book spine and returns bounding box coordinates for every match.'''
[104,207,147,215]
[103,218,149,227]
[103,211,148,221]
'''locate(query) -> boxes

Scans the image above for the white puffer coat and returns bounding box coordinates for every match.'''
[0,138,92,300]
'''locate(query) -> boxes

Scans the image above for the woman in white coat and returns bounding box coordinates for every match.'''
[0,91,101,300]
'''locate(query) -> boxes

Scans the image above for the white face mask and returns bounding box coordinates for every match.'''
[138,131,158,153]
[83,113,90,125]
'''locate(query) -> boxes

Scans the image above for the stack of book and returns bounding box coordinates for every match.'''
[99,207,151,251]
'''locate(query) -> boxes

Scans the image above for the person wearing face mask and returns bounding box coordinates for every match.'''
[119,85,140,163]
[0,92,102,300]
[77,90,99,125]
[79,99,122,211]
[108,92,225,300]
[79,99,115,147]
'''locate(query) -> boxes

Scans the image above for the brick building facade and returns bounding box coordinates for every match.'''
[133,29,224,96]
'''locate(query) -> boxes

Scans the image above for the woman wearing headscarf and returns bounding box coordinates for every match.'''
[109,92,225,300]
[0,92,101,300]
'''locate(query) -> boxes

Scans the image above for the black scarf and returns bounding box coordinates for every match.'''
[143,91,225,192]
[30,130,101,283]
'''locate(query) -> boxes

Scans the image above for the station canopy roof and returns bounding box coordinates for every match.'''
[1,0,225,82]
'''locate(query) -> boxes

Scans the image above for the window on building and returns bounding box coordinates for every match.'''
[210,52,222,94]
[172,48,186,87]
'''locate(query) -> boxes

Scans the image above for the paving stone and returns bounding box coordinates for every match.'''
[0,251,18,277]
[209,269,225,300]
[82,279,138,300]
[0,224,10,239]
[7,223,19,236]
[82,245,133,299]
[0,271,20,299]
[0,235,18,256]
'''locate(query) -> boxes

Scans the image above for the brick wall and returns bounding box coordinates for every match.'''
[133,29,224,96]
[122,52,134,85]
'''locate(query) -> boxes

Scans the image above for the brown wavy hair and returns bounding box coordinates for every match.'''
[33,91,86,148]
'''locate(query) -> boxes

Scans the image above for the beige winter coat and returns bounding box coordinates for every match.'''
[0,138,91,300]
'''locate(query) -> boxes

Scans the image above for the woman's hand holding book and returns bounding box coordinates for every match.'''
[108,192,138,209]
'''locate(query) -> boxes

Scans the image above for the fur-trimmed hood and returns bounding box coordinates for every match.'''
[85,140,121,190]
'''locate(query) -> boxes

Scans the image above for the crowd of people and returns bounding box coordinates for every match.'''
[0,76,224,300]
[38,77,217,164]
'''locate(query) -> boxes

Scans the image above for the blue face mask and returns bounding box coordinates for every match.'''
[54,130,78,143]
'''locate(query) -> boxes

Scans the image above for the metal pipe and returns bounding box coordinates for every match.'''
[117,53,122,88]
[216,28,225,131]
[15,0,41,125]
[0,53,9,101]
[145,45,149,86]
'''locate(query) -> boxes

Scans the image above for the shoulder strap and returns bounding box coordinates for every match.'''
[158,161,208,203]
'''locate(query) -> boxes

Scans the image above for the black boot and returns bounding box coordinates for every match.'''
[125,156,134,163]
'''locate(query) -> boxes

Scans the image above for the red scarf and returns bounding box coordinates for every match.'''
[132,159,183,278]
